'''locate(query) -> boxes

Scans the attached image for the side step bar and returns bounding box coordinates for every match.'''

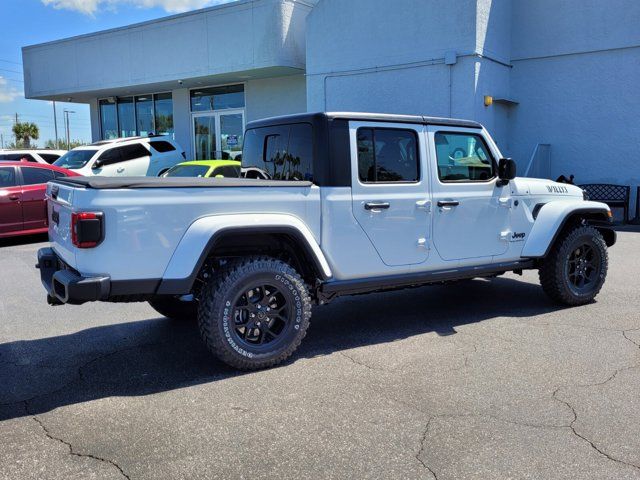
[318,260,536,303]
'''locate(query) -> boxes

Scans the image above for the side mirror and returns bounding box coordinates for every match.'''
[92,160,102,170]
[498,158,517,184]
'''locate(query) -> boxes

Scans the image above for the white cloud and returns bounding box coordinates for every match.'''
[41,0,228,15]
[0,77,23,103]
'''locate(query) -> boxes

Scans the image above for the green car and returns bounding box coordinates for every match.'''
[162,160,241,178]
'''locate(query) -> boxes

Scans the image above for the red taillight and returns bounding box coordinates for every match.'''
[71,212,103,248]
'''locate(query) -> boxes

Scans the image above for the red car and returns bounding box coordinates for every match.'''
[0,162,80,238]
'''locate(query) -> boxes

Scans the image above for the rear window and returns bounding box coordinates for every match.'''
[242,123,313,181]
[212,165,241,178]
[54,150,97,169]
[165,165,210,177]
[149,141,176,153]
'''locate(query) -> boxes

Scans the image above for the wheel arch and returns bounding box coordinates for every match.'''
[521,201,614,259]
[157,215,332,295]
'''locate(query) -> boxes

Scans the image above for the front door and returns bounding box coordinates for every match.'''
[428,127,510,264]
[350,121,430,267]
[193,110,244,160]
[0,166,23,234]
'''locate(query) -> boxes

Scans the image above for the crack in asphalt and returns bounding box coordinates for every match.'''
[0,341,165,408]
[415,417,438,480]
[30,413,130,480]
[338,351,386,372]
[552,373,640,473]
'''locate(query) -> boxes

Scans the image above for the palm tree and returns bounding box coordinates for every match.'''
[12,122,39,148]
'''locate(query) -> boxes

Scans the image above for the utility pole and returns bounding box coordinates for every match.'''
[1,133,4,149]
[52,101,59,149]
[63,110,75,150]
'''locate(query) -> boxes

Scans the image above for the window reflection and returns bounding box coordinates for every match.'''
[98,93,174,140]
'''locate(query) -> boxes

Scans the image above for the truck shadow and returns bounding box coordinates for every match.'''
[0,277,562,421]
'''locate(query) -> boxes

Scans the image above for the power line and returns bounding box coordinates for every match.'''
[0,59,22,66]
[0,67,22,75]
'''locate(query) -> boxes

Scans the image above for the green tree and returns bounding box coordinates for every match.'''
[44,138,85,150]
[12,122,39,148]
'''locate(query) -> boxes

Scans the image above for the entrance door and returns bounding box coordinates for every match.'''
[192,110,244,160]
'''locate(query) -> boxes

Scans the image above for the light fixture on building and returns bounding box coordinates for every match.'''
[484,95,493,107]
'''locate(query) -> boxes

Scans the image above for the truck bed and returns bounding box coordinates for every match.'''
[52,176,313,189]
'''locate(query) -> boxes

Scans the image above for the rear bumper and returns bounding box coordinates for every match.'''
[37,248,110,305]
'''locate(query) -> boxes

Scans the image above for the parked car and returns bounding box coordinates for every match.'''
[37,112,615,370]
[162,160,241,178]
[53,136,185,177]
[0,162,79,239]
[0,149,67,164]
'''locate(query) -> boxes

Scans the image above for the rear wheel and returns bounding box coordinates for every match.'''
[539,224,608,305]
[198,256,312,370]
[148,296,197,320]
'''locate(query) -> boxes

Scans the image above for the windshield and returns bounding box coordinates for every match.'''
[53,150,97,169]
[164,164,210,177]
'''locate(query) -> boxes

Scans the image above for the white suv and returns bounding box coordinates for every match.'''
[53,136,185,177]
[0,149,67,164]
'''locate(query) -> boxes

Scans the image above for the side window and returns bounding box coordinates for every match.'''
[149,141,176,153]
[0,167,17,187]
[21,167,55,185]
[20,154,38,162]
[357,128,419,183]
[97,148,122,166]
[214,166,241,178]
[435,132,495,182]
[120,144,150,161]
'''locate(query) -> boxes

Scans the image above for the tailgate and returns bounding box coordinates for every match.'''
[46,182,76,267]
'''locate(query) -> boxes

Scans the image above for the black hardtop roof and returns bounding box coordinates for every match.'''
[246,112,483,130]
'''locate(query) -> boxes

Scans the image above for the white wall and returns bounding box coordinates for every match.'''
[509,0,640,202]
[245,74,307,122]
[23,0,313,100]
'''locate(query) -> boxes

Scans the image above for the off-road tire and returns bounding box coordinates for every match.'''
[198,256,312,370]
[539,224,608,306]
[148,296,198,320]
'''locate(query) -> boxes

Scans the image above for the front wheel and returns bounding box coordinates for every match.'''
[198,257,312,370]
[539,224,608,305]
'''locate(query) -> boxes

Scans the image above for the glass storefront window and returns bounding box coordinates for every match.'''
[136,95,154,137]
[99,93,173,140]
[99,99,118,140]
[154,93,173,135]
[117,97,136,138]
[190,84,244,112]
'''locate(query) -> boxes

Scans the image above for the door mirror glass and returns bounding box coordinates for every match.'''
[92,160,102,169]
[498,158,517,182]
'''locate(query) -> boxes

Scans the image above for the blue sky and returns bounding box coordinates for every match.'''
[0,0,230,148]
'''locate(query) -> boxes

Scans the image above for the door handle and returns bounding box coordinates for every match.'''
[9,195,20,201]
[416,200,431,212]
[364,202,390,211]
[437,200,460,208]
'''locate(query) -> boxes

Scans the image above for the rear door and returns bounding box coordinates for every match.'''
[0,166,22,234]
[350,121,431,267]
[18,166,55,231]
[119,144,151,176]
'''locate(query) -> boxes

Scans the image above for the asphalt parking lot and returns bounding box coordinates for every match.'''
[1,232,639,480]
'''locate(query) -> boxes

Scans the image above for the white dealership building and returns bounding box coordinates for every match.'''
[22,0,640,203]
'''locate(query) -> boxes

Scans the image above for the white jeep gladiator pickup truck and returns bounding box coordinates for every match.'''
[37,112,616,370]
